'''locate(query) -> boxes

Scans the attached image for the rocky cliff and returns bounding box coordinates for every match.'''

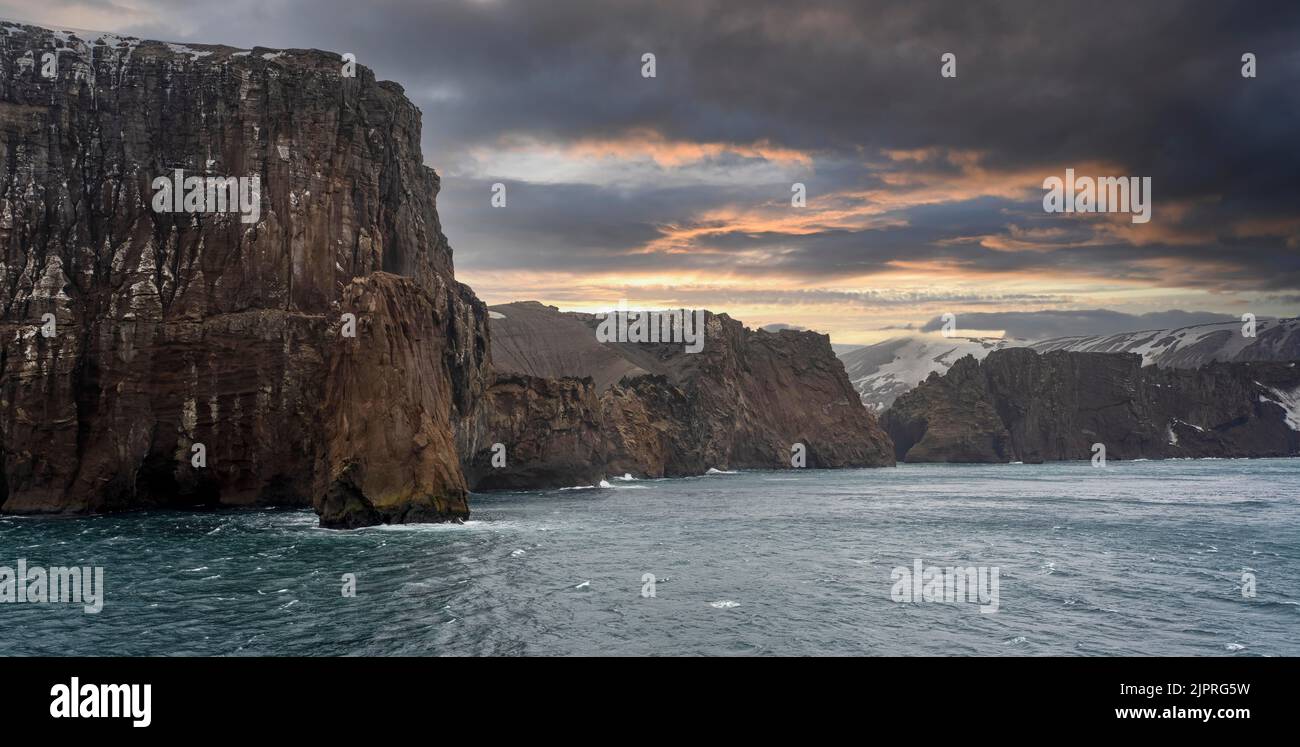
[883,348,1300,462]
[0,23,488,525]
[472,301,895,483]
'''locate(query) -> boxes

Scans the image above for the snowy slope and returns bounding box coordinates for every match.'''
[838,336,1015,411]
[1029,317,1300,368]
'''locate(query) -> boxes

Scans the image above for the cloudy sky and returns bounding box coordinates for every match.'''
[5,0,1299,342]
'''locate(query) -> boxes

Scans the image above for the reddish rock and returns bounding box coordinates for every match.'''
[480,302,896,482]
[0,23,488,525]
[315,274,468,528]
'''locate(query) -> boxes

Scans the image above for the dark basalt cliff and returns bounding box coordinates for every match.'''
[883,348,1300,463]
[475,301,895,483]
[0,24,488,525]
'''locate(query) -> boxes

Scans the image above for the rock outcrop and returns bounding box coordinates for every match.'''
[473,301,895,483]
[459,373,608,491]
[314,274,470,527]
[883,348,1300,462]
[0,23,488,525]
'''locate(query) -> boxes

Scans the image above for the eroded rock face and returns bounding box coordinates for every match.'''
[477,301,895,484]
[314,274,469,528]
[0,23,489,524]
[459,373,607,491]
[883,348,1300,462]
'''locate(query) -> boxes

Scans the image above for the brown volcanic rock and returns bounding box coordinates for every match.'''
[599,375,696,477]
[480,302,895,483]
[880,355,1011,463]
[488,301,648,391]
[314,273,469,528]
[680,313,895,470]
[459,373,607,490]
[883,348,1300,462]
[0,24,489,524]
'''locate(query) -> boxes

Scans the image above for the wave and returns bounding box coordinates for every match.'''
[559,481,612,491]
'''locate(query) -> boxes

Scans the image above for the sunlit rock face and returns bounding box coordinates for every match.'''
[0,23,487,524]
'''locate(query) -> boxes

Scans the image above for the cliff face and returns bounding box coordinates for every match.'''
[459,373,608,490]
[472,301,895,484]
[314,273,471,527]
[0,24,488,524]
[883,348,1300,462]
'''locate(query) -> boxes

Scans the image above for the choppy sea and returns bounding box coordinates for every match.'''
[1,459,1296,656]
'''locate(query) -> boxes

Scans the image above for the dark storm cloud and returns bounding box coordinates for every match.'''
[85,2,1300,187]
[919,309,1241,339]
[12,0,1297,300]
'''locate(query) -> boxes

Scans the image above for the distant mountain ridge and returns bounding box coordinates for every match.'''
[1029,316,1300,368]
[838,317,1300,411]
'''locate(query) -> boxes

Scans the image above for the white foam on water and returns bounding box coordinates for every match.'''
[363,519,490,533]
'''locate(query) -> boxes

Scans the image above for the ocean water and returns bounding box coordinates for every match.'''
[1,459,1297,656]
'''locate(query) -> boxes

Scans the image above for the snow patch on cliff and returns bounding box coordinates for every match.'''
[1260,386,1300,431]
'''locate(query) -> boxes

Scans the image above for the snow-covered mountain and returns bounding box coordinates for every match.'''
[1029,317,1300,368]
[838,336,1016,411]
[838,317,1300,411]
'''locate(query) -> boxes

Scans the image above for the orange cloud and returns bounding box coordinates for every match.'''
[486,128,815,168]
